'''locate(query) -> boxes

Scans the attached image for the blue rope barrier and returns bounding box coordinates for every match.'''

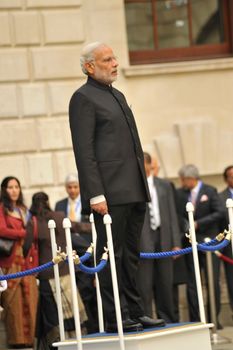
[79,251,92,263]
[0,252,92,281]
[140,238,231,259]
[0,237,230,280]
[76,258,108,274]
[198,238,229,252]
[0,261,54,281]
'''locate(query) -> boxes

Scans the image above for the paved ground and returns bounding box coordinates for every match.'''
[212,327,233,350]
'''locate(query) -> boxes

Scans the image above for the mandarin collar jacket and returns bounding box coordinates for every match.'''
[69,76,150,211]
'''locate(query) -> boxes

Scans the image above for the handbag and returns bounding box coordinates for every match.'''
[25,216,39,270]
[0,237,14,257]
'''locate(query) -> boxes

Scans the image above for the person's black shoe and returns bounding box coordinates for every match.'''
[106,318,143,333]
[132,315,166,328]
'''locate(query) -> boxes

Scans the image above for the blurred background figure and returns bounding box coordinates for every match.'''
[0,176,38,349]
[55,173,92,250]
[138,152,181,323]
[29,192,87,350]
[176,164,224,326]
[219,165,233,318]
[55,175,98,333]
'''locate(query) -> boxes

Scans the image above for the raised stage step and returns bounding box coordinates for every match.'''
[53,322,213,350]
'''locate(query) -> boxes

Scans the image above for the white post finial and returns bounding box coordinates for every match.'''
[226,198,233,208]
[186,202,194,212]
[89,213,94,223]
[48,219,56,229]
[103,213,112,224]
[62,218,72,228]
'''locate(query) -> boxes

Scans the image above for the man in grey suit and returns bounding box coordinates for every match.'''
[138,152,181,323]
[219,165,233,315]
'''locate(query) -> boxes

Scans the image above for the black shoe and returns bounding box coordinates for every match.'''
[106,318,143,333]
[132,315,166,328]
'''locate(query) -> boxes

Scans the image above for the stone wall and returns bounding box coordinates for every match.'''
[1,0,233,207]
[0,0,86,206]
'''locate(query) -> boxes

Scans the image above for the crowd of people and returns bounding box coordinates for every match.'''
[0,162,233,348]
[0,41,233,349]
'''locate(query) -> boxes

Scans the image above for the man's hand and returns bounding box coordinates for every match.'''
[172,246,181,260]
[91,200,108,215]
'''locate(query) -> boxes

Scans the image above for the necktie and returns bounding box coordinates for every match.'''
[190,190,197,206]
[69,201,76,221]
[148,202,157,230]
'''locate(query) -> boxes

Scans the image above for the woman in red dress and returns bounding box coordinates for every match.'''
[0,176,38,348]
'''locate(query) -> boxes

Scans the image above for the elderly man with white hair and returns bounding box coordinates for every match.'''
[176,164,224,327]
[69,42,165,333]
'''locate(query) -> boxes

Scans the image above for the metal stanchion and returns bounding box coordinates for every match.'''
[205,238,231,345]
[186,202,206,323]
[48,219,65,341]
[104,214,125,350]
[89,213,104,333]
[63,218,82,350]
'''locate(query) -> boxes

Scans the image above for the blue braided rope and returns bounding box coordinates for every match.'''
[140,239,230,259]
[0,252,92,281]
[198,239,229,251]
[0,261,54,281]
[140,247,192,259]
[76,259,107,274]
[79,252,92,263]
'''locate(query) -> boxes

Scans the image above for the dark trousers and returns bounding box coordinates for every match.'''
[222,243,233,311]
[185,250,221,322]
[138,229,177,323]
[93,202,146,324]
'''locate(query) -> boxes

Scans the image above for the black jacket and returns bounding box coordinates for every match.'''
[69,76,150,211]
[176,183,224,242]
[219,188,232,231]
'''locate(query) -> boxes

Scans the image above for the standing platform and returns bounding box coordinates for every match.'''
[53,322,213,350]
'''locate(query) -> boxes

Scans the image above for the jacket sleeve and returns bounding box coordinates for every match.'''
[196,188,224,229]
[0,207,26,239]
[69,92,105,201]
[167,182,181,247]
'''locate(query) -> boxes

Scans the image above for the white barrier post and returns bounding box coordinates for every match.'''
[186,202,206,323]
[89,213,104,332]
[226,198,233,258]
[48,219,65,341]
[63,218,82,350]
[103,214,125,350]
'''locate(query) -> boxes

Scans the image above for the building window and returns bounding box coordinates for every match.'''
[124,0,233,64]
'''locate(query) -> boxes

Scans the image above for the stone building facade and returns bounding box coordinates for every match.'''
[0,0,233,208]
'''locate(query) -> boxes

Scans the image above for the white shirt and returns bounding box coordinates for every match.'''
[190,180,202,205]
[147,175,161,228]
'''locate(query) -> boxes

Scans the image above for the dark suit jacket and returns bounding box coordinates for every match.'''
[69,76,150,211]
[176,183,224,242]
[140,177,181,252]
[219,188,232,231]
[55,198,68,216]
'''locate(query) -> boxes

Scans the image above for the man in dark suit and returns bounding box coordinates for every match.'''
[55,174,97,333]
[69,42,165,332]
[219,165,233,315]
[176,164,224,323]
[138,152,181,322]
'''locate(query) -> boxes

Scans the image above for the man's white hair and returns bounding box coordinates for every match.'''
[80,42,106,75]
